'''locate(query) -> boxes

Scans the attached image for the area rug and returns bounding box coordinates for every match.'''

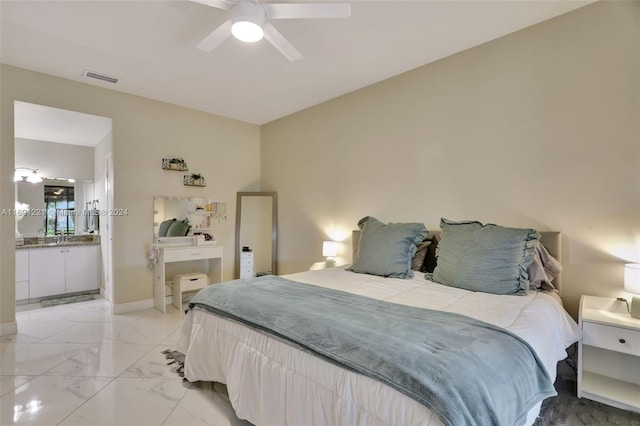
[163,350,640,425]
[40,293,97,308]
[162,349,187,379]
[533,373,640,426]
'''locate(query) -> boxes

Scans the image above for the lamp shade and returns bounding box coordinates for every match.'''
[624,263,640,295]
[322,241,338,258]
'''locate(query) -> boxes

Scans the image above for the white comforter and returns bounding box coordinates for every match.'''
[178,268,582,426]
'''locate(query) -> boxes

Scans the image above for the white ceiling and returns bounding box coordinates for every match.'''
[1,0,593,126]
[14,101,113,147]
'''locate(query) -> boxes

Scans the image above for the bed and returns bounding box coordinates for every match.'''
[177,218,582,426]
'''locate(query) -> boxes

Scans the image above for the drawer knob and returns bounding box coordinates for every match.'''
[619,338,626,344]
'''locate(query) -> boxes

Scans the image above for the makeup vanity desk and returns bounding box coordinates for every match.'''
[153,239,223,313]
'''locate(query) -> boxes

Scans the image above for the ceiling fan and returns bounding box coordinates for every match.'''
[191,0,351,61]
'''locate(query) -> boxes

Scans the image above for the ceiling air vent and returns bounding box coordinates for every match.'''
[82,69,119,84]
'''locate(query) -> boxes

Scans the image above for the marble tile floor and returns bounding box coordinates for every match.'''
[0,298,250,426]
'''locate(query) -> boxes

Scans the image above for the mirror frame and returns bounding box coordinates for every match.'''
[235,192,277,278]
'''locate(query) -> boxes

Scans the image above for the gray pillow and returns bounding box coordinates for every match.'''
[166,219,191,237]
[347,216,427,278]
[158,218,176,237]
[431,218,540,295]
[411,239,432,271]
[528,242,562,291]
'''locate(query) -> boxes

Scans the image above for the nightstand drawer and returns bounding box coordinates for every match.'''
[583,321,640,356]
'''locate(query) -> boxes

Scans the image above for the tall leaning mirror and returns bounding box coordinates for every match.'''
[235,192,277,278]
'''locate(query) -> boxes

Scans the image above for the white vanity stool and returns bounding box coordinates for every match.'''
[172,272,208,311]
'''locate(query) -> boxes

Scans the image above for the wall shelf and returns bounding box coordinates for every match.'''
[162,158,188,171]
[183,175,206,187]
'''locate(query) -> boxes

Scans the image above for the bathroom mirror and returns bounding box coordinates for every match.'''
[235,192,277,278]
[16,179,95,236]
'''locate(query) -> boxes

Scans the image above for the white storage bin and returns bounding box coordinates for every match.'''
[172,272,208,310]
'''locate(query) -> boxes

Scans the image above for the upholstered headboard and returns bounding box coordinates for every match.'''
[351,230,563,294]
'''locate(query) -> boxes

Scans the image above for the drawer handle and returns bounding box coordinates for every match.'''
[619,338,626,344]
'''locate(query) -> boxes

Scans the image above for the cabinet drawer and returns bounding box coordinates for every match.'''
[164,246,222,262]
[240,266,255,278]
[583,321,640,356]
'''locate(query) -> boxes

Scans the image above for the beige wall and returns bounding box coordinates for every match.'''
[0,72,16,331]
[261,1,640,318]
[1,65,260,326]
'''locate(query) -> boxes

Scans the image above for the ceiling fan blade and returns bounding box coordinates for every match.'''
[263,23,303,62]
[189,0,234,11]
[196,20,233,52]
[265,3,351,20]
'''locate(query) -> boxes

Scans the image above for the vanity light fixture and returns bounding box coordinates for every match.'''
[14,167,43,184]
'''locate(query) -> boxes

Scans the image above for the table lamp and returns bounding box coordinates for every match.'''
[624,263,640,319]
[323,241,338,267]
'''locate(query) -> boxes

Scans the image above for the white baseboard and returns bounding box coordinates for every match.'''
[112,298,154,314]
[0,321,18,336]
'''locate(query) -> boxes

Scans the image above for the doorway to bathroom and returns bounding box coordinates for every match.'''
[14,101,114,307]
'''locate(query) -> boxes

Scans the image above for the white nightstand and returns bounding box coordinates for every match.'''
[578,295,640,413]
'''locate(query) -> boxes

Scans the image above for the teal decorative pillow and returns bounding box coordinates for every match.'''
[158,218,176,237]
[431,218,539,295]
[347,216,427,278]
[167,219,191,237]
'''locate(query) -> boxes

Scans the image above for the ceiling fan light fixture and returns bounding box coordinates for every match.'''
[232,20,264,43]
[231,0,265,43]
